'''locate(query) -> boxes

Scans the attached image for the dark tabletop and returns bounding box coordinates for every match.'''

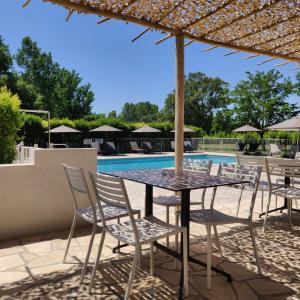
[101,169,249,191]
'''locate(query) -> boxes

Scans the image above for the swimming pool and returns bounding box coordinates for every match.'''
[97,154,235,172]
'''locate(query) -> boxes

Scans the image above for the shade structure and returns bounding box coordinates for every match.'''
[45,125,80,133]
[171,127,195,133]
[90,125,122,132]
[132,125,161,133]
[35,0,300,170]
[41,0,300,63]
[267,116,300,132]
[232,125,261,132]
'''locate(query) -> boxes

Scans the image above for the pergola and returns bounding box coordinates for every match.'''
[25,0,300,170]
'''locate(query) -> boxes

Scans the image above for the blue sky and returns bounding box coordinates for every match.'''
[1,0,299,114]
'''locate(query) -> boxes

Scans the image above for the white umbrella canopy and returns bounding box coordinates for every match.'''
[267,116,300,131]
[232,125,261,132]
[171,127,195,133]
[90,125,122,132]
[45,125,80,133]
[132,125,161,133]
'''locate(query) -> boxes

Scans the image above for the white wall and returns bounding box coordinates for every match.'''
[0,148,97,241]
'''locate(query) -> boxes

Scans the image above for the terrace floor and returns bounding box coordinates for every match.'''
[0,165,299,299]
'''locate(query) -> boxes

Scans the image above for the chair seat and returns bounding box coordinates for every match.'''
[189,209,248,225]
[153,195,201,207]
[78,205,139,223]
[271,187,300,199]
[106,216,183,245]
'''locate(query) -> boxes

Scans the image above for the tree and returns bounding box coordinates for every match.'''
[232,70,297,135]
[120,101,159,122]
[162,72,230,133]
[0,87,23,163]
[211,109,235,133]
[107,110,117,118]
[15,36,94,119]
[0,37,13,75]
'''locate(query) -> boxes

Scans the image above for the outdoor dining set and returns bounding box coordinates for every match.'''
[62,155,300,299]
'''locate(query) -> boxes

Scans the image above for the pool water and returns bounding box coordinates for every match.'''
[97,154,235,172]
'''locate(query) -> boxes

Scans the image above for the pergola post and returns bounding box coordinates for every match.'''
[175,34,185,171]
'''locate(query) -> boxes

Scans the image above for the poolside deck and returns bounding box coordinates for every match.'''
[0,165,299,299]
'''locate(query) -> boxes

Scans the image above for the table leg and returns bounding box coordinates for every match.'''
[145,184,153,217]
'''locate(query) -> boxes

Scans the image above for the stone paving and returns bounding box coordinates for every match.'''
[0,165,299,299]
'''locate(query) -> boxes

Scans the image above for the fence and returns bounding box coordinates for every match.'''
[22,137,298,154]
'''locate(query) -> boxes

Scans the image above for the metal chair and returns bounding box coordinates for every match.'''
[189,163,262,289]
[88,172,189,299]
[154,159,212,246]
[263,158,300,230]
[62,164,140,283]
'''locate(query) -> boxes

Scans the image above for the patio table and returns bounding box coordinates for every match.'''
[101,168,249,299]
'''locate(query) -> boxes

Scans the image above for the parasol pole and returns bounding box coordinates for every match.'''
[175,34,185,172]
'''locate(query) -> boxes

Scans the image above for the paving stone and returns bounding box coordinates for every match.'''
[0,254,24,272]
[248,278,293,296]
[24,241,52,254]
[232,281,259,300]
[0,271,28,284]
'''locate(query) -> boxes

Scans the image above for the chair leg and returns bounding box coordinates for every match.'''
[89,232,106,293]
[117,217,121,253]
[183,229,189,297]
[80,223,97,283]
[263,192,272,232]
[249,224,261,275]
[213,225,222,256]
[175,212,179,252]
[150,242,154,276]
[261,190,264,214]
[206,225,212,289]
[63,213,77,263]
[166,206,170,247]
[287,199,292,226]
[124,245,140,300]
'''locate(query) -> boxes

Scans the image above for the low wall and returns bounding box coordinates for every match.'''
[0,148,97,241]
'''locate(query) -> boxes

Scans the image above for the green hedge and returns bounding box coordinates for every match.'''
[0,87,23,163]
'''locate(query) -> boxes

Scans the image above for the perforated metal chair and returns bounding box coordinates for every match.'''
[88,172,189,299]
[189,163,262,289]
[62,164,140,283]
[263,158,300,230]
[154,159,212,246]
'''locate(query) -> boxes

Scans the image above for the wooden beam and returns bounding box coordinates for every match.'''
[97,17,111,24]
[131,28,151,42]
[22,0,31,8]
[65,9,74,22]
[242,54,260,60]
[184,40,193,47]
[43,0,300,63]
[258,57,277,65]
[175,34,185,172]
[224,50,240,56]
[274,61,291,67]
[155,34,173,45]
[202,46,218,52]
[289,65,300,71]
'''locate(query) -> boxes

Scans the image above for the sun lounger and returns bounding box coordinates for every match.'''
[100,141,118,155]
[142,141,154,153]
[130,141,145,153]
[235,141,247,152]
[184,140,193,152]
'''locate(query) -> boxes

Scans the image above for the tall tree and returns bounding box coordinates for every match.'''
[120,101,159,122]
[162,72,230,133]
[15,36,94,119]
[232,70,297,135]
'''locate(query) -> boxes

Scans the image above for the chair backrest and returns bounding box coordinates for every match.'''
[183,159,212,174]
[106,141,116,151]
[295,152,300,159]
[89,172,139,242]
[143,141,152,150]
[217,163,262,219]
[83,138,92,145]
[63,164,96,219]
[130,141,139,150]
[171,141,175,150]
[269,144,281,157]
[236,155,266,170]
[91,142,100,152]
[265,158,300,189]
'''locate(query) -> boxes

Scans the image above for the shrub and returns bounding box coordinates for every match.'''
[0,87,23,163]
